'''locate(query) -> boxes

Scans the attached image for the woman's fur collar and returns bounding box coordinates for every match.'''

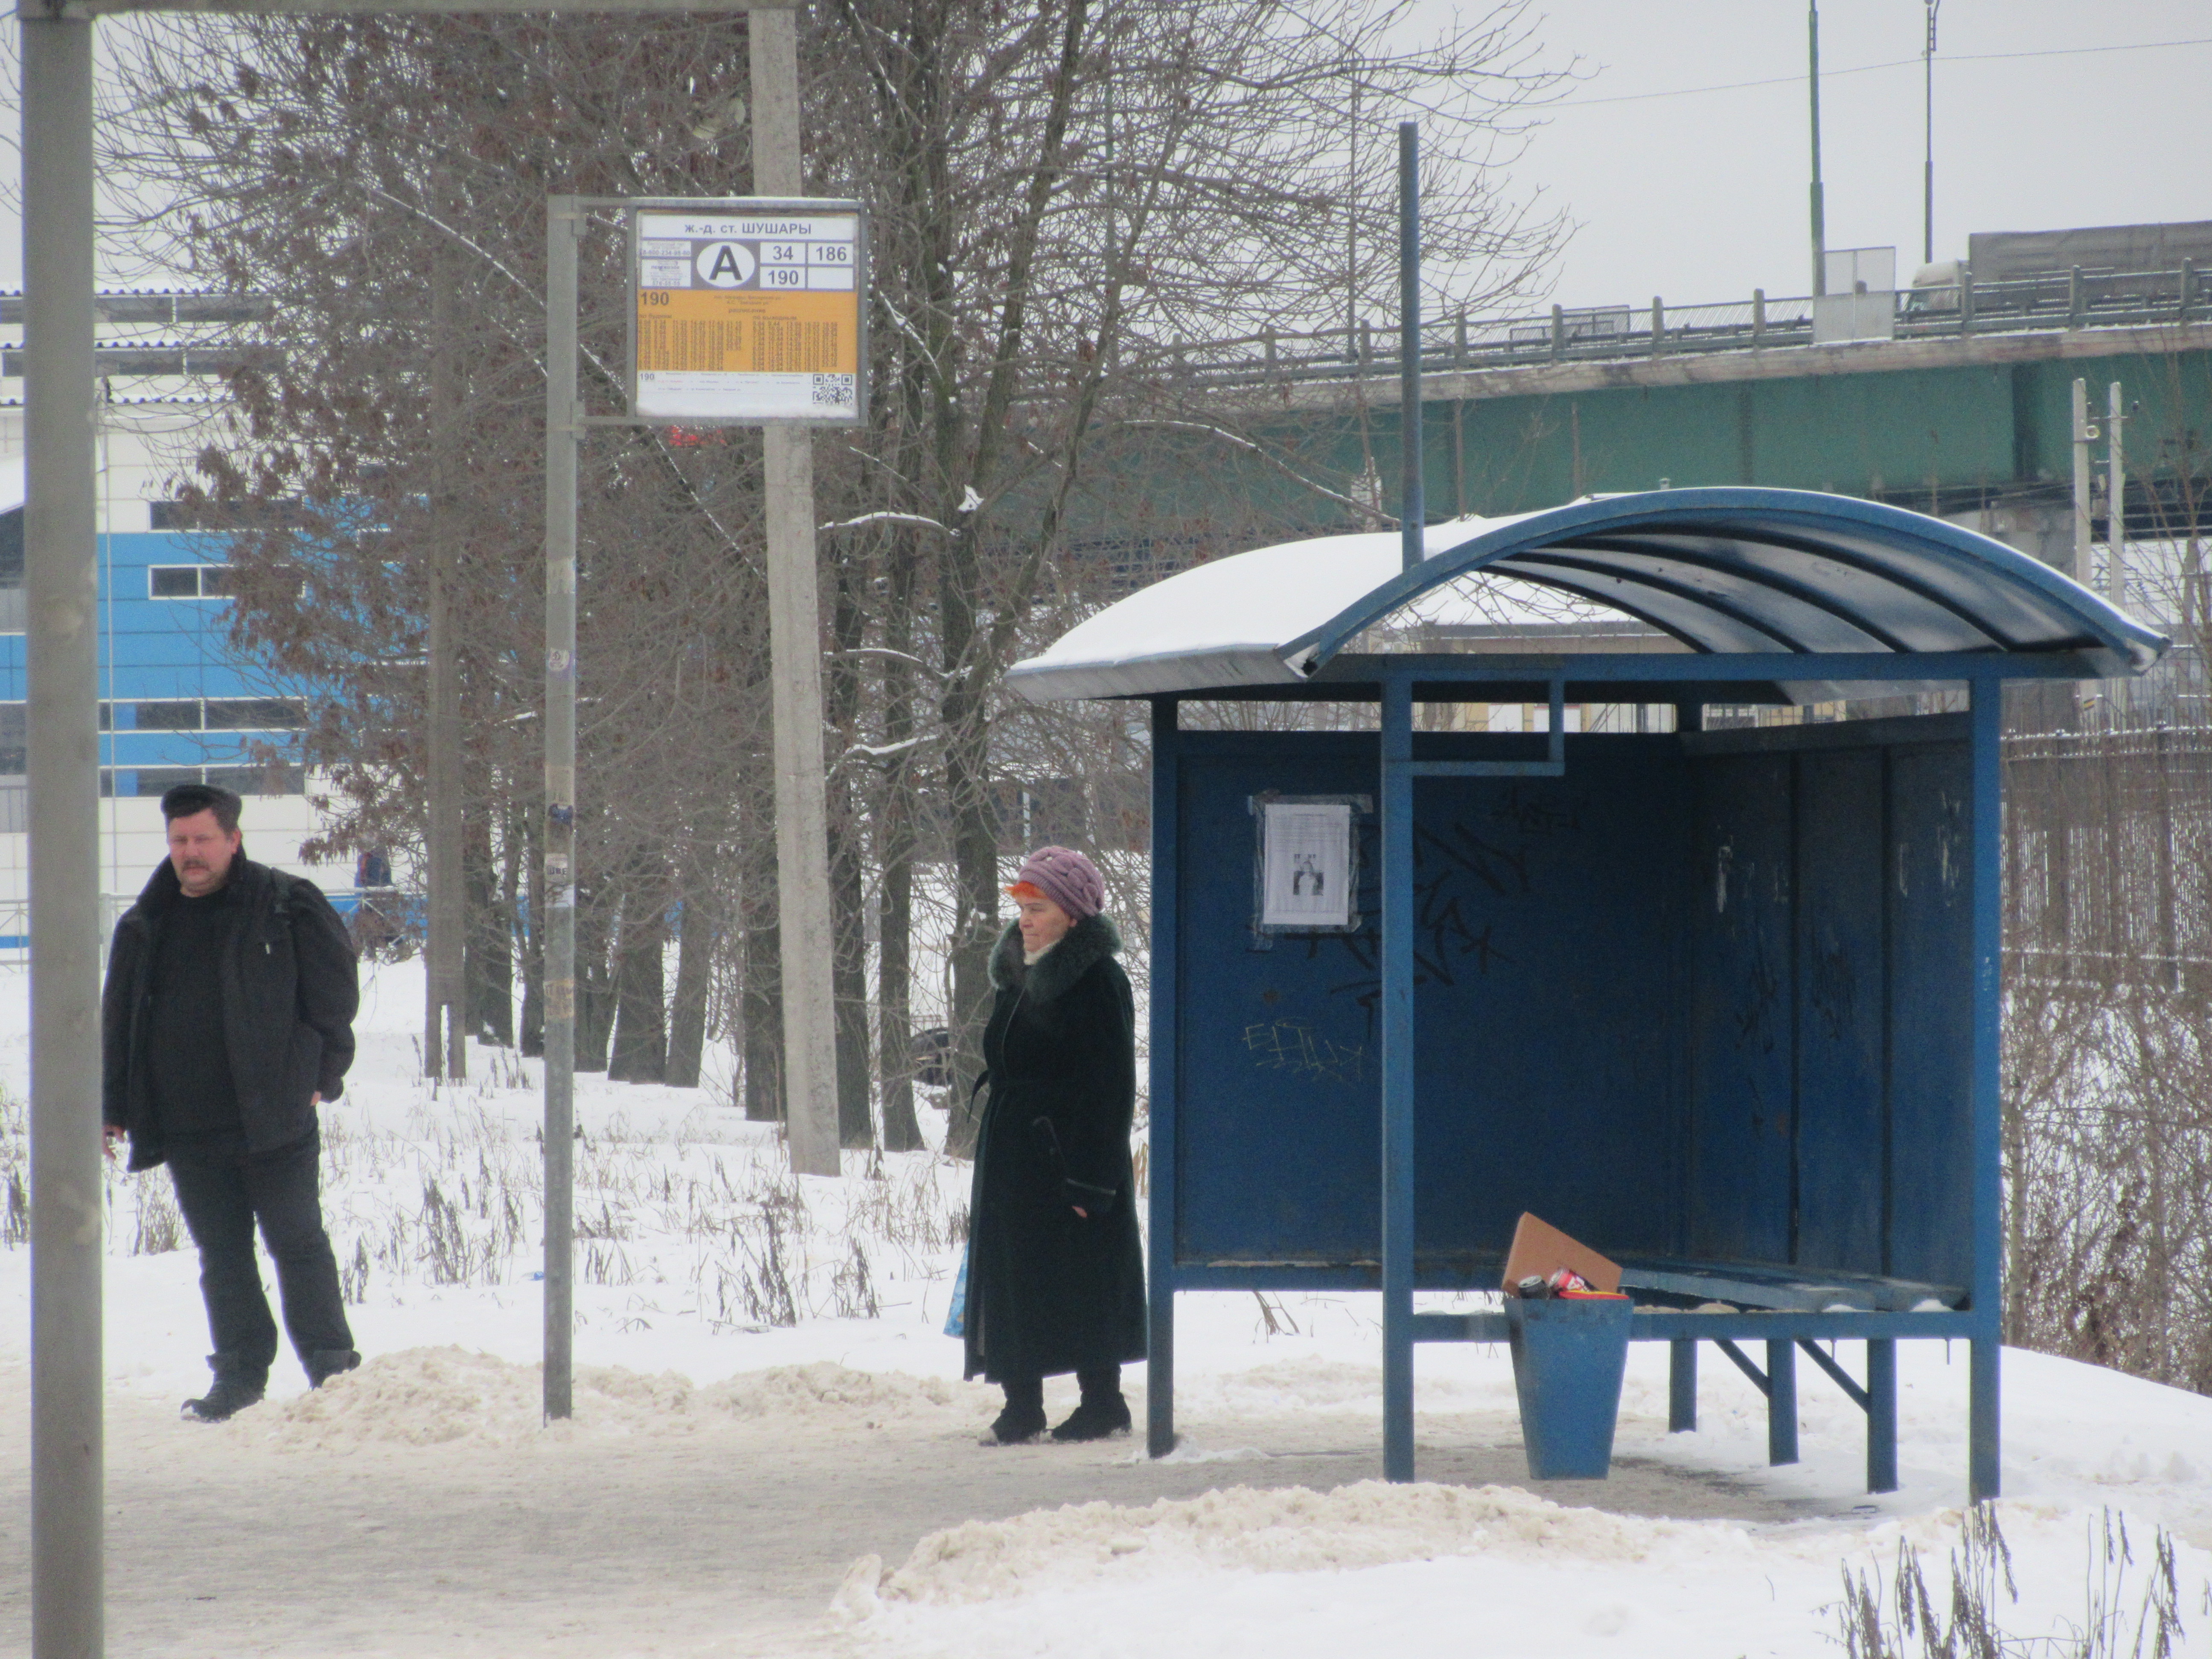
[990,911,1122,1001]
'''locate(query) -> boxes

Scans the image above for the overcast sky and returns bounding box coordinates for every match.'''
[3,3,2209,312]
[1440,0,2212,310]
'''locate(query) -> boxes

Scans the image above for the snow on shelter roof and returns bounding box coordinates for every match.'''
[1005,487,2169,702]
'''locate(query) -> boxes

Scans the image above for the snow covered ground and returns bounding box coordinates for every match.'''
[3,956,2210,1658]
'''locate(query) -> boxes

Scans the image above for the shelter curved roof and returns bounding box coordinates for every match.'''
[1006,487,2168,702]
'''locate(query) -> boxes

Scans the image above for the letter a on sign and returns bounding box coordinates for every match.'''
[698,242,756,288]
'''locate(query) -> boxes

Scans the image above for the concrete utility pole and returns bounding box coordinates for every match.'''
[751,4,841,1178]
[23,9,106,1655]
[427,234,466,1080]
[1808,1,1827,296]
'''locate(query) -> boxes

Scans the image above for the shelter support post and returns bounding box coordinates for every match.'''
[1147,698,1180,1458]
[1668,1340,1697,1432]
[1767,1339,1799,1464]
[1380,678,1417,1481]
[1866,1339,1898,1493]
[1969,676,2004,1501]
[25,12,106,1655]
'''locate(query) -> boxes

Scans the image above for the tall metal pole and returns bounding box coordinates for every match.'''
[1922,1,1938,266]
[24,8,107,1653]
[541,196,580,1420]
[1397,122,1423,575]
[1808,1,1827,296]
[752,4,841,1176]
[2106,381,2127,609]
[2071,377,2093,583]
[428,234,466,1081]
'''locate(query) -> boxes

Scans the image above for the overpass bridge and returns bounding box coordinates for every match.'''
[1122,267,2212,564]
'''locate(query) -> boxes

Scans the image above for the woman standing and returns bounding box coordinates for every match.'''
[964,846,1146,1444]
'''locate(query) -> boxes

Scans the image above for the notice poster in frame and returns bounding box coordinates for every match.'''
[1254,796,1363,934]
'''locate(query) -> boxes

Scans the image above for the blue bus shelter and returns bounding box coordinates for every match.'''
[1007,487,2167,1500]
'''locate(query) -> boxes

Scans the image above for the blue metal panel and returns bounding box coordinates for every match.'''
[1687,754,1795,1262]
[1793,749,1886,1273]
[1169,731,1688,1275]
[1410,745,1688,1263]
[1173,733,1384,1266]
[1886,741,1974,1289]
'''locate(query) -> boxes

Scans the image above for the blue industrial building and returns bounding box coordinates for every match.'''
[0,456,324,951]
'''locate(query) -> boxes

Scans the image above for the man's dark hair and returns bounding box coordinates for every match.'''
[160,782,244,834]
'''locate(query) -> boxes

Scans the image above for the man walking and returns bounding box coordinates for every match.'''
[102,782,364,1422]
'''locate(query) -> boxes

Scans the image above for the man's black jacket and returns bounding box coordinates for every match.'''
[102,853,359,1172]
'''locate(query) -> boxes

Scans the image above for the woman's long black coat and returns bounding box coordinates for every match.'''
[963,914,1147,1384]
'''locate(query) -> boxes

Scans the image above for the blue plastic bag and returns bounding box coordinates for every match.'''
[943,1246,970,1339]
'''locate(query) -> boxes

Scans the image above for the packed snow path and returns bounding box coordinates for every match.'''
[0,1355,1843,1658]
[6,961,2210,1657]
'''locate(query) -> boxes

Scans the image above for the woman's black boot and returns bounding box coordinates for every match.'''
[1051,1367,1132,1442]
[981,1376,1047,1445]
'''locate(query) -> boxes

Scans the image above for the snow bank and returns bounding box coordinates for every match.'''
[262,1347,990,1449]
[878,1481,1704,1605]
[853,1494,2212,1659]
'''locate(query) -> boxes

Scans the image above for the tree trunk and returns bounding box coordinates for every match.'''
[463,809,513,1046]
[939,699,1001,1157]
[876,525,924,1153]
[665,869,712,1089]
[576,887,617,1073]
[828,547,875,1147]
[608,876,669,1083]
[740,854,784,1121]
[520,807,544,1059]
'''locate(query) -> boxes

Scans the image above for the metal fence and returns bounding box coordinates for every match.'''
[2005,721,2212,998]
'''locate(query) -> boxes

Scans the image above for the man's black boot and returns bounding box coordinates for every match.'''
[182,1356,266,1423]
[1052,1369,1132,1442]
[306,1348,361,1388]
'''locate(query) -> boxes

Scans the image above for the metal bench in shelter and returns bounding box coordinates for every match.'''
[1006,486,2168,1499]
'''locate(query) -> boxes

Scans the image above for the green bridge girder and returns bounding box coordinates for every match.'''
[1091,329,2212,547]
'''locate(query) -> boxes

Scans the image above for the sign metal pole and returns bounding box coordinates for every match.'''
[542,196,580,1419]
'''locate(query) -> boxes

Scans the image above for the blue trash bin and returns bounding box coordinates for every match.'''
[1506,1295,1633,1479]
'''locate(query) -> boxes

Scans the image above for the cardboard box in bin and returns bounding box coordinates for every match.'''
[1502,1213,1621,1295]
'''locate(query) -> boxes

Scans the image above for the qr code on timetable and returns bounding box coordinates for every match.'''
[811,374,856,407]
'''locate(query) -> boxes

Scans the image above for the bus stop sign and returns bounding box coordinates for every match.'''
[629,198,866,425]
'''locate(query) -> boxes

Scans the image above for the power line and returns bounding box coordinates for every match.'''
[1557,34,2212,111]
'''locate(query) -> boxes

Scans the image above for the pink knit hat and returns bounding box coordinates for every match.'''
[1007,845,1105,922]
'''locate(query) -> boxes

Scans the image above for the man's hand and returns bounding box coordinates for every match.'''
[102,1125,125,1164]
[1072,1206,1089,1219]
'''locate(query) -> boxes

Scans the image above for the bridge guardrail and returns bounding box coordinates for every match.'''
[1129,265,2209,392]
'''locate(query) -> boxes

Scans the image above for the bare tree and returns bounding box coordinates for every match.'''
[99,1,1569,1152]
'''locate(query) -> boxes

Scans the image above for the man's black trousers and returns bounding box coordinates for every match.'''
[167,1129,353,1385]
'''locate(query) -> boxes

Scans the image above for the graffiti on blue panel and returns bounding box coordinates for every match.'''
[1243,1019,1368,1088]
